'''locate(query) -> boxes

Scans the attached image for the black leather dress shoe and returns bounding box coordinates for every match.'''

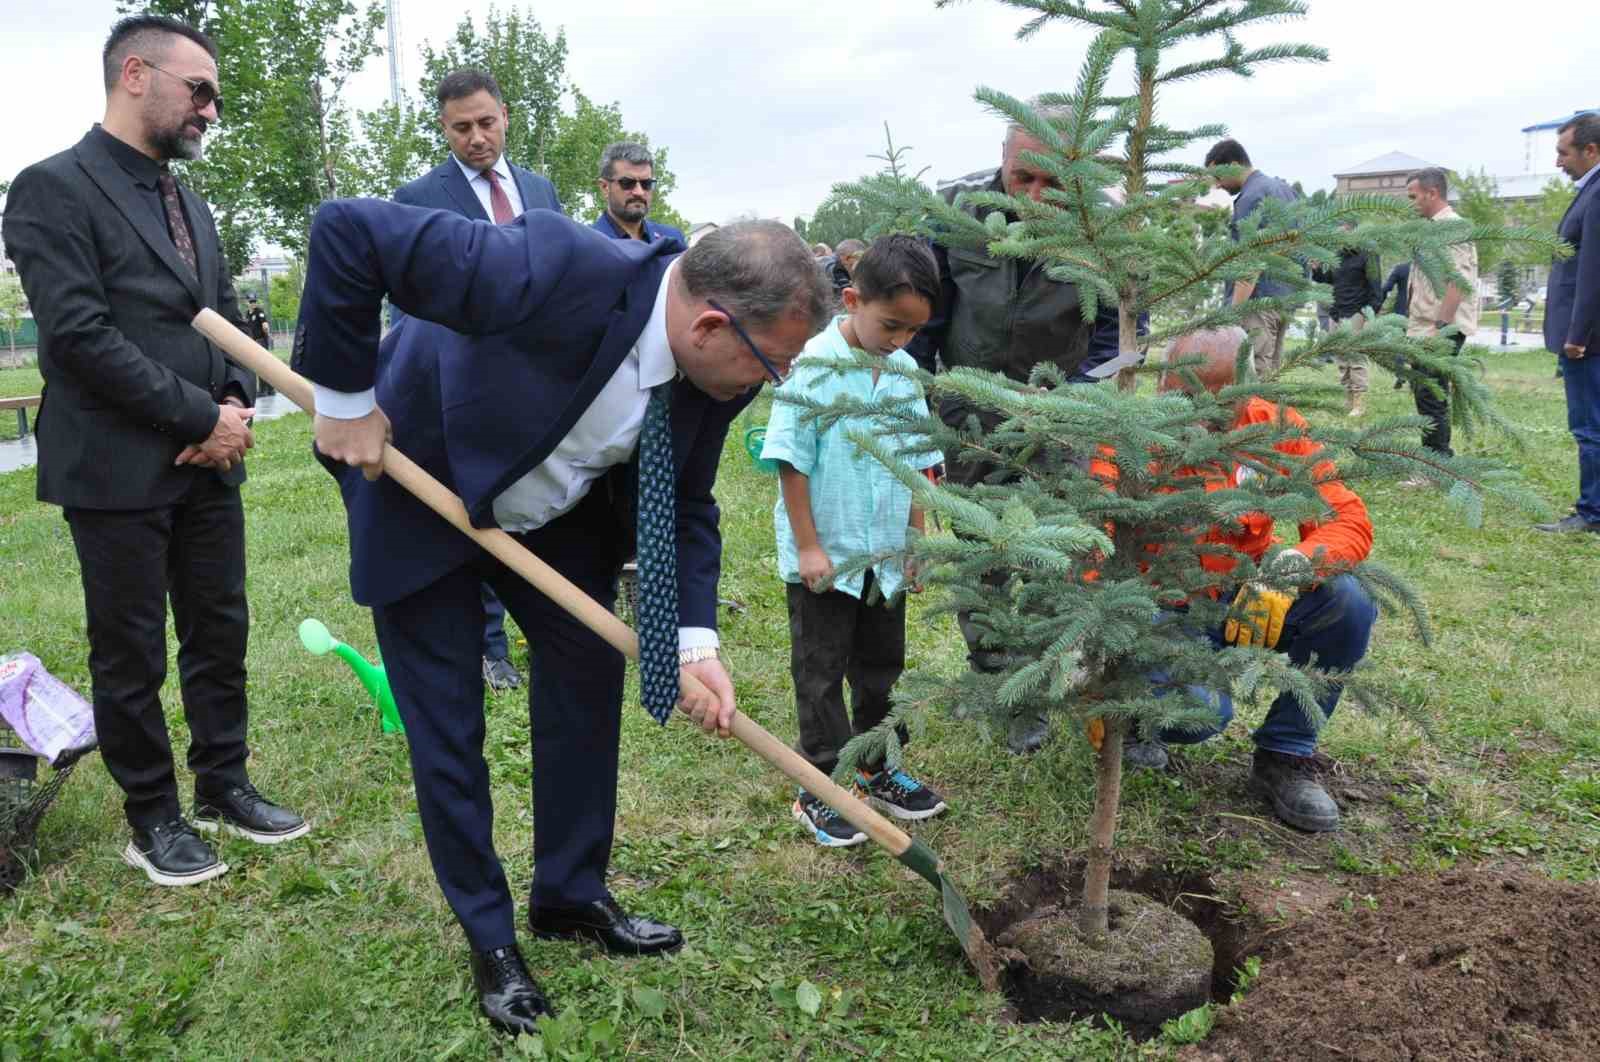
[470,945,555,1035]
[528,896,683,955]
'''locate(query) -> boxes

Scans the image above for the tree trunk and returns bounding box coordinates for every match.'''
[1080,718,1124,937]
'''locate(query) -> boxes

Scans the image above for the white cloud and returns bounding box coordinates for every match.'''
[4,0,1595,232]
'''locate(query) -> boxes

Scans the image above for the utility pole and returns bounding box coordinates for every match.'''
[386,0,404,108]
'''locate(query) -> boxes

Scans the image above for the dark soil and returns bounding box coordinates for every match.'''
[1196,868,1600,1062]
[996,889,1213,1031]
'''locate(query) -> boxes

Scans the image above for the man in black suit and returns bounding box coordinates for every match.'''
[394,67,565,692]
[2,14,306,887]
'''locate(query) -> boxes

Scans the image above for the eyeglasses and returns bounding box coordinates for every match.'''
[707,299,789,385]
[139,58,224,120]
[607,176,655,191]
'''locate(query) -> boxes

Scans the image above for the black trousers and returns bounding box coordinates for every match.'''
[370,486,627,951]
[65,475,251,828]
[787,570,908,777]
[1412,332,1467,456]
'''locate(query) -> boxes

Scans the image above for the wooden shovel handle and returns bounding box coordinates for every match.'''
[192,309,914,857]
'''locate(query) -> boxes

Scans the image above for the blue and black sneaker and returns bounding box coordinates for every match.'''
[857,768,948,821]
[792,789,868,848]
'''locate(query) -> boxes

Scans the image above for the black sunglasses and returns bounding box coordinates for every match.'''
[706,299,789,386]
[140,58,224,120]
[607,176,655,191]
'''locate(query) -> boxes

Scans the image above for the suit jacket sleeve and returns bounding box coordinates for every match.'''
[1570,196,1599,349]
[2,165,219,442]
[295,198,575,394]
[199,206,257,406]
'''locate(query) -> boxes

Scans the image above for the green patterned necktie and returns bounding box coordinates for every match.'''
[636,383,678,723]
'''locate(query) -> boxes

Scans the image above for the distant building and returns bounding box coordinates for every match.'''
[686,222,718,246]
[1521,108,1599,174]
[1333,151,1446,198]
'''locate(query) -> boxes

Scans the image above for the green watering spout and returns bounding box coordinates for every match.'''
[298,619,404,734]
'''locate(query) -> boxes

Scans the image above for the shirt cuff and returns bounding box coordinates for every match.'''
[312,384,377,420]
[678,627,719,651]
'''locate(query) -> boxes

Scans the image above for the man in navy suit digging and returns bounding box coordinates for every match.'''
[294,201,829,1034]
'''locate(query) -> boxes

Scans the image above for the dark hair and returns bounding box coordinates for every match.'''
[435,68,503,110]
[680,221,831,334]
[1204,138,1251,168]
[1407,167,1450,198]
[1560,112,1600,153]
[103,15,215,93]
[599,141,654,180]
[850,235,940,311]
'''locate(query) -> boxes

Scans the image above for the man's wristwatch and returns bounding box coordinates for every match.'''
[678,646,719,665]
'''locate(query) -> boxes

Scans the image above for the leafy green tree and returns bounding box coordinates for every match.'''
[0,274,27,357]
[1508,177,1577,267]
[1453,169,1507,272]
[268,262,305,330]
[131,0,387,257]
[416,6,567,173]
[340,94,436,199]
[828,0,1562,943]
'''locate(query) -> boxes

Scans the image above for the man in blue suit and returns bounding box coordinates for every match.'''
[294,200,828,1034]
[590,140,685,245]
[1537,112,1600,534]
[394,67,564,686]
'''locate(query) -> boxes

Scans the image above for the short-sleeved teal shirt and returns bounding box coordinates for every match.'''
[760,317,942,600]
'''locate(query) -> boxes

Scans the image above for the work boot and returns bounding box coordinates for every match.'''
[1251,748,1340,832]
[1006,709,1051,755]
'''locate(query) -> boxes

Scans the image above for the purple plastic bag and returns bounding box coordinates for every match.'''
[0,653,97,767]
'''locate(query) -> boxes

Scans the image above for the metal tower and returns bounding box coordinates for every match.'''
[385,0,405,108]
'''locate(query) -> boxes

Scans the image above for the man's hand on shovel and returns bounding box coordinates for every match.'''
[679,657,736,739]
[315,407,392,481]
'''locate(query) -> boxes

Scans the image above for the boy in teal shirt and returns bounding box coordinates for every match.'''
[761,236,949,847]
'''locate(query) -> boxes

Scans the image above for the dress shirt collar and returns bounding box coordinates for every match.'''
[636,262,679,391]
[91,123,166,189]
[452,151,513,188]
[1575,165,1598,193]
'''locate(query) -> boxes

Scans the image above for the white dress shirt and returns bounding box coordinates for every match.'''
[452,153,525,220]
[310,263,718,650]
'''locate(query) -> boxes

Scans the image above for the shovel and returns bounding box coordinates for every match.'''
[192,309,1006,990]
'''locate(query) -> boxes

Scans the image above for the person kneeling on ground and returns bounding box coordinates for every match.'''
[1092,330,1378,832]
[761,235,949,846]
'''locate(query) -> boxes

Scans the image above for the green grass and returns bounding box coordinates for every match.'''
[1,349,1596,1059]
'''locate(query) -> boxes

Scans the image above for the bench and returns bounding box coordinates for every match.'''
[0,396,41,438]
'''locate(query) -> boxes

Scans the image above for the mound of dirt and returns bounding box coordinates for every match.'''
[1195,869,1600,1062]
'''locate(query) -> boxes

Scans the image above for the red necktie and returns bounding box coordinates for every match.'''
[483,168,515,224]
[156,172,198,278]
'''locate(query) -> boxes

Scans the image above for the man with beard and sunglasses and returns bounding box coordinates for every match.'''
[2,15,308,887]
[591,141,685,247]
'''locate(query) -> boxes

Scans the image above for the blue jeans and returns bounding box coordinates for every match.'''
[1561,352,1600,523]
[1157,575,1377,758]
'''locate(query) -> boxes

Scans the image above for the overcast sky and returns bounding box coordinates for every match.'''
[2,0,1596,231]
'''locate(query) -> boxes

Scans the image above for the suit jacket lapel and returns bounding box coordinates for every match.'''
[439,161,489,221]
[180,183,217,306]
[75,138,204,305]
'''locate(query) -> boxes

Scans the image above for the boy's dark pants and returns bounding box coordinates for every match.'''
[788,570,908,777]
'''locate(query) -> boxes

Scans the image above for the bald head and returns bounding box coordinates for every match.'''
[1159,327,1249,395]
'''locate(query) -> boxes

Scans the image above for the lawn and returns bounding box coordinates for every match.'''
[0,347,1595,1060]
[0,363,43,442]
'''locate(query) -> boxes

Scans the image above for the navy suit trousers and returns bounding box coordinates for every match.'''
[371,486,626,950]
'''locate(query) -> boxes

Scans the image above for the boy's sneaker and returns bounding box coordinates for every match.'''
[122,818,228,886]
[195,783,311,845]
[857,768,948,821]
[792,790,867,848]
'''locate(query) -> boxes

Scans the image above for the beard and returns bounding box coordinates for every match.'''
[615,199,649,223]
[149,115,208,161]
